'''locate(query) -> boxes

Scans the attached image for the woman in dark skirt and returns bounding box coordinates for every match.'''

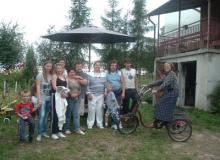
[147,63,179,128]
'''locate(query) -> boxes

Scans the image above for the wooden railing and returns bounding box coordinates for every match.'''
[156,18,220,57]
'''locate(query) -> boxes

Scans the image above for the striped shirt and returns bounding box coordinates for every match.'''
[87,71,107,95]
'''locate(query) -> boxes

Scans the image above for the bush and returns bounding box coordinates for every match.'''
[208,83,220,114]
[142,93,153,104]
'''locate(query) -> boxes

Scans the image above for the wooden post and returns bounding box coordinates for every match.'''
[3,81,6,97]
[15,81,18,93]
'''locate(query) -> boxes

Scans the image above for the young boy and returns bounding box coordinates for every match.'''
[15,90,37,142]
[105,83,121,129]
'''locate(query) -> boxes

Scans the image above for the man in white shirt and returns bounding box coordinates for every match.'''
[121,59,138,114]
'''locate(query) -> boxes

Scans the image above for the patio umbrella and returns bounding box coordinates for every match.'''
[42,26,135,70]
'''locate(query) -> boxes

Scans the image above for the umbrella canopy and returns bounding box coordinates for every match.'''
[42,26,135,43]
[42,26,135,71]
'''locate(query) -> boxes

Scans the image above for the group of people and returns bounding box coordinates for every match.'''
[15,58,179,143]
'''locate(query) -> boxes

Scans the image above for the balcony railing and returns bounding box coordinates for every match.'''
[156,18,220,57]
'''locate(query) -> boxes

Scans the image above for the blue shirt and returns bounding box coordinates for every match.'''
[106,71,121,91]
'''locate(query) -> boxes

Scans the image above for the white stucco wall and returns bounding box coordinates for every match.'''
[155,49,220,110]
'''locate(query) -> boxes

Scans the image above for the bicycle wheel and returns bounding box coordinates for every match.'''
[117,113,138,135]
[167,119,192,142]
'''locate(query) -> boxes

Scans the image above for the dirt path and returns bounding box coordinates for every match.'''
[172,130,220,160]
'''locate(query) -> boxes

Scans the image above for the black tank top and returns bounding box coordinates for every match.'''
[52,77,67,93]
[56,77,67,87]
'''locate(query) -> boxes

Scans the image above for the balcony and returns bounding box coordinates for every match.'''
[157,18,220,57]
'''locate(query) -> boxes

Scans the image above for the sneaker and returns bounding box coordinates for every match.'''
[42,133,50,138]
[36,135,41,142]
[75,130,85,135]
[65,130,71,135]
[111,124,117,130]
[51,134,59,140]
[58,132,66,138]
[119,123,123,129]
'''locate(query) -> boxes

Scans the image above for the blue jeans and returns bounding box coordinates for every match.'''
[64,98,80,131]
[110,108,120,125]
[38,99,51,135]
[18,117,35,140]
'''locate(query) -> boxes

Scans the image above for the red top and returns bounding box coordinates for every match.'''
[15,102,34,117]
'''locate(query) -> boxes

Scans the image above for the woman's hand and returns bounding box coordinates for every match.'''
[61,91,67,98]
[37,98,42,107]
[87,93,93,100]
[121,92,125,99]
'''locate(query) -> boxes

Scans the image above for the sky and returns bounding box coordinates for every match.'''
[0,0,169,43]
[0,0,169,62]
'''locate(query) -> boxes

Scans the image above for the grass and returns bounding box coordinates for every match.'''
[0,105,220,160]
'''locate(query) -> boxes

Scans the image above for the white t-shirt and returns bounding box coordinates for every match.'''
[121,68,136,89]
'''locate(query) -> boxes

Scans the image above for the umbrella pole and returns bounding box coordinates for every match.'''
[89,43,91,72]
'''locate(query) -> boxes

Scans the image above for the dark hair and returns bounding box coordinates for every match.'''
[124,58,132,64]
[93,60,101,66]
[20,90,30,96]
[108,59,118,73]
[57,57,66,63]
[67,67,76,73]
[74,60,83,67]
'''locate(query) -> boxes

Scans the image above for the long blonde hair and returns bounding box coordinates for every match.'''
[53,63,64,76]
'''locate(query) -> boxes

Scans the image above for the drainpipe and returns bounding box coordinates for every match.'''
[148,17,156,56]
[157,14,160,56]
[207,0,211,48]
[178,0,181,50]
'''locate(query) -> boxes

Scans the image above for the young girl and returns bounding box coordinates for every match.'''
[105,83,121,129]
[51,63,68,140]
[36,61,53,142]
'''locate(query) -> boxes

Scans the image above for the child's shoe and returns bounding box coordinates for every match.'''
[111,124,117,130]
[36,135,41,142]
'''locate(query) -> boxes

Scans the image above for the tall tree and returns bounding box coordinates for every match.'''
[67,0,91,67]
[100,0,130,65]
[130,0,154,71]
[0,22,24,70]
[36,26,65,65]
[22,45,37,83]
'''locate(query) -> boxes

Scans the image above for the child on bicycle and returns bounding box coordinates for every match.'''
[15,90,37,142]
[105,83,121,129]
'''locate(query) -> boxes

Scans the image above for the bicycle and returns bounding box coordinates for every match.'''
[117,86,192,142]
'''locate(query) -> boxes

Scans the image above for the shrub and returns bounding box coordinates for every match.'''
[208,83,220,114]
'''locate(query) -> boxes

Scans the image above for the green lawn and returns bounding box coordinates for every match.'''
[0,105,220,160]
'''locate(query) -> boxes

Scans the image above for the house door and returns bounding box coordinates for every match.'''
[183,61,196,106]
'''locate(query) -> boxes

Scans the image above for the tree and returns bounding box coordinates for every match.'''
[36,26,65,65]
[0,22,24,70]
[66,0,91,67]
[22,45,37,83]
[130,0,154,72]
[100,0,130,65]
